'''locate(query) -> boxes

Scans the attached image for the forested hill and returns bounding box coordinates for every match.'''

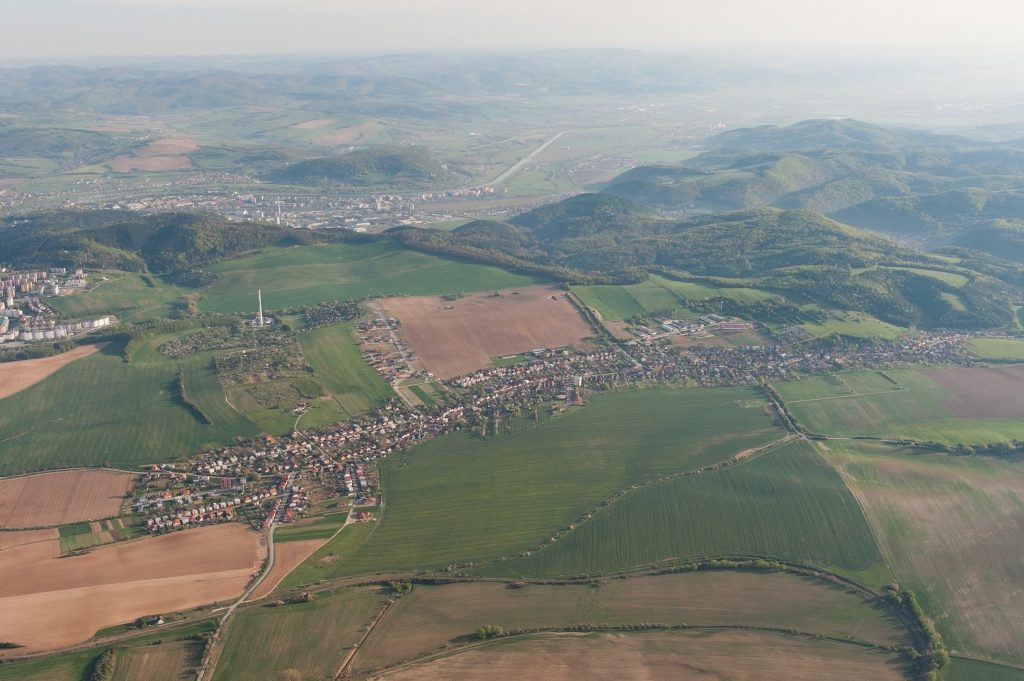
[601,119,1024,259]
[0,210,314,273]
[397,193,1017,329]
[266,146,452,188]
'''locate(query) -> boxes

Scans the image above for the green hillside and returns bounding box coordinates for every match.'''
[407,195,1015,328]
[266,146,451,187]
[1,209,310,273]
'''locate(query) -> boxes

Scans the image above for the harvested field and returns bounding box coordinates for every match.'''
[372,630,907,681]
[383,286,593,378]
[829,442,1024,666]
[0,343,104,399]
[352,571,909,674]
[137,138,199,156]
[0,523,264,652]
[926,365,1024,418]
[293,117,335,130]
[317,123,378,145]
[109,155,191,172]
[248,538,325,601]
[109,138,197,172]
[0,469,136,529]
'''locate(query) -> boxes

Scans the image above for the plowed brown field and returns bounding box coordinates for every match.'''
[383,286,593,378]
[0,523,265,652]
[927,365,1024,418]
[247,538,324,601]
[0,468,137,528]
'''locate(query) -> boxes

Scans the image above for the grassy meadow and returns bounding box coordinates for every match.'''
[284,387,783,581]
[571,275,774,321]
[48,272,185,321]
[298,322,396,418]
[968,337,1024,362]
[483,439,887,581]
[199,241,541,314]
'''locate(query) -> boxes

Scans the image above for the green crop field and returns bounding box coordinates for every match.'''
[298,322,395,417]
[0,343,252,474]
[942,659,1024,681]
[278,521,376,590]
[827,441,1024,667]
[211,586,387,681]
[198,241,541,314]
[572,275,773,321]
[777,368,1024,444]
[482,439,887,581]
[274,510,350,543]
[48,272,185,321]
[285,387,783,581]
[349,571,909,675]
[968,337,1024,362]
[110,639,203,681]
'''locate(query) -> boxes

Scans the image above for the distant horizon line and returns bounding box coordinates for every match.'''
[2,43,1023,66]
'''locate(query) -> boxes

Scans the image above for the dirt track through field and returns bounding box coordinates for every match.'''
[0,468,137,528]
[0,343,105,399]
[926,365,1024,418]
[0,524,265,652]
[383,286,593,379]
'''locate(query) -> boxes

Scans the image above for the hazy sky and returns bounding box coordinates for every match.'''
[1,0,1022,58]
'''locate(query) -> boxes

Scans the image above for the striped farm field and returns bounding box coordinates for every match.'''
[482,439,887,581]
[199,241,541,315]
[287,387,783,581]
[777,367,1024,444]
[0,342,253,474]
[211,586,387,681]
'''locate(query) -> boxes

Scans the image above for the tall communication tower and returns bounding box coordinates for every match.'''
[257,289,265,327]
[276,200,282,226]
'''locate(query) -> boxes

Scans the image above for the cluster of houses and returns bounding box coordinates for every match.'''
[135,322,976,539]
[356,316,429,385]
[143,490,278,532]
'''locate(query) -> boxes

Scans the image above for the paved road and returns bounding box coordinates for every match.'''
[483,129,572,187]
[194,522,276,681]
